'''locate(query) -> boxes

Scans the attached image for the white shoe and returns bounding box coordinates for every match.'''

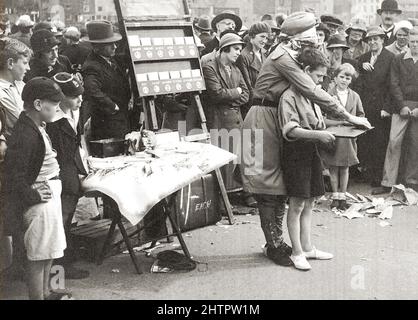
[290,254,311,270]
[303,246,333,260]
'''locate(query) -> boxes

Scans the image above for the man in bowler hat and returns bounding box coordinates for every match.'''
[377,0,402,46]
[81,20,131,141]
[201,11,243,56]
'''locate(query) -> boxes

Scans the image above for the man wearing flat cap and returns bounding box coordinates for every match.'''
[61,26,92,69]
[81,20,131,141]
[320,15,344,36]
[377,0,402,46]
[201,10,242,57]
[240,11,371,267]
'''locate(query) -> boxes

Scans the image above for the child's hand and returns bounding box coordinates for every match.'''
[315,131,336,144]
[348,115,372,129]
[36,183,52,202]
[381,110,391,118]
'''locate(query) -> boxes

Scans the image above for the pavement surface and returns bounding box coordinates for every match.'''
[1,182,418,300]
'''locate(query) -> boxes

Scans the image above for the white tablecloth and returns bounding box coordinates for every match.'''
[81,142,236,225]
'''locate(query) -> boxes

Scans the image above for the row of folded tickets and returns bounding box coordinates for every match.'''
[138,78,205,96]
[136,69,202,82]
[128,35,196,47]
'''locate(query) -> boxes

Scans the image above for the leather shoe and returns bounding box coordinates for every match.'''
[244,196,258,208]
[279,242,292,256]
[263,245,293,266]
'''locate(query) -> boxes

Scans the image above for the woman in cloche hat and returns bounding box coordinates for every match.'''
[202,33,250,199]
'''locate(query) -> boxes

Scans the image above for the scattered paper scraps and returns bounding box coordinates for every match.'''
[341,203,365,219]
[150,260,172,273]
[379,221,391,227]
[378,206,393,220]
[123,241,181,256]
[389,184,418,206]
[324,187,415,223]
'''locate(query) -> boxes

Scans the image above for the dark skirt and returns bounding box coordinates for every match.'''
[282,139,325,198]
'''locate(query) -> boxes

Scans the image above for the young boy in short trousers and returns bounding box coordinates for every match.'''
[3,77,69,299]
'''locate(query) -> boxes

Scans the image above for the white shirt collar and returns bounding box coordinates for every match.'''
[381,25,394,33]
[53,108,78,132]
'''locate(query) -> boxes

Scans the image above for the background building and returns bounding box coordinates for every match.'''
[4,0,418,28]
[398,0,418,20]
[350,0,380,25]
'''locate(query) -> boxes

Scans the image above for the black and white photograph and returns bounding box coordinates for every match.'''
[0,0,418,305]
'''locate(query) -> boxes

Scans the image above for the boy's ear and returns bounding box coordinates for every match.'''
[304,65,311,74]
[33,99,42,112]
[6,57,14,70]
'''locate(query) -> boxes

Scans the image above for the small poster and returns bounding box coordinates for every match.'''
[148,72,159,81]
[170,71,181,79]
[184,37,195,45]
[136,73,148,82]
[159,72,170,80]
[153,38,164,46]
[163,37,174,46]
[128,35,141,47]
[191,69,201,78]
[174,37,185,45]
[140,38,152,46]
[180,69,192,78]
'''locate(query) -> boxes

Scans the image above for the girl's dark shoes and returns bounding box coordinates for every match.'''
[330,199,340,209]
[338,200,350,211]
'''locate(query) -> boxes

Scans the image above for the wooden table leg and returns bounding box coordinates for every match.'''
[167,212,191,259]
[97,218,117,265]
[117,219,142,274]
[214,169,235,225]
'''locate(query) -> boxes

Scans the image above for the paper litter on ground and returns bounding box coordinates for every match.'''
[379,221,391,227]
[379,206,393,220]
[341,203,365,219]
[389,184,418,206]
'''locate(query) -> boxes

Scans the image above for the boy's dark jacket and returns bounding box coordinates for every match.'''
[1,112,46,235]
[46,117,87,196]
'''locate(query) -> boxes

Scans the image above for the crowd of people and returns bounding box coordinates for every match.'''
[0,0,417,298]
